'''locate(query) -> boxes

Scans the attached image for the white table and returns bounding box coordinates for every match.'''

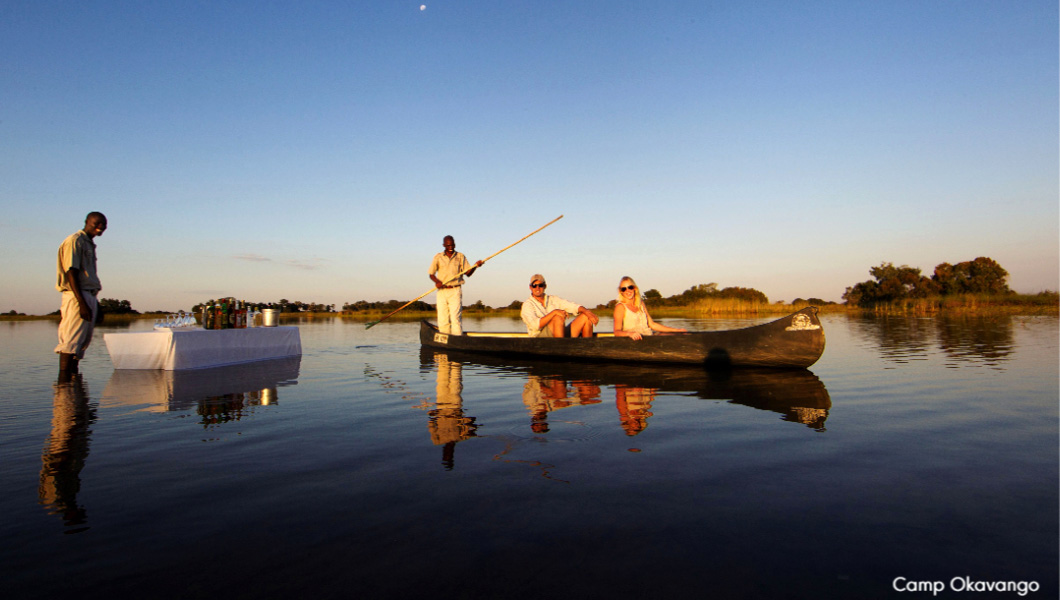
[104,326,302,370]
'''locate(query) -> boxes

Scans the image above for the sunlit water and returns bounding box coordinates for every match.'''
[1,314,1056,599]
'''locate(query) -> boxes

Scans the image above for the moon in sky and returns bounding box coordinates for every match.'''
[420,4,426,10]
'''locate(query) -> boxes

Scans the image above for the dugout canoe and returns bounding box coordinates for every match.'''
[419,306,825,368]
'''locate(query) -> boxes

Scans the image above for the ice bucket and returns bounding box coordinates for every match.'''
[262,309,280,327]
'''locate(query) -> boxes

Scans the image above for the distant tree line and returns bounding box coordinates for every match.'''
[342,299,432,312]
[46,297,141,316]
[843,257,1012,307]
[12,258,1039,319]
[587,283,772,310]
[648,283,770,306]
[100,298,139,314]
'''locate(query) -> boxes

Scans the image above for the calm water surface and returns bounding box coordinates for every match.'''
[1,314,1056,599]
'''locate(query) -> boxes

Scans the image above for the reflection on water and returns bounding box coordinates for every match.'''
[40,374,96,533]
[848,313,1015,368]
[615,385,655,436]
[428,353,478,470]
[419,348,831,433]
[43,357,303,533]
[4,316,1055,599]
[934,315,1015,368]
[102,356,301,425]
[522,376,602,434]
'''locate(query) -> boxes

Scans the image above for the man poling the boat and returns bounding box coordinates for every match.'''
[365,215,565,329]
[427,235,483,335]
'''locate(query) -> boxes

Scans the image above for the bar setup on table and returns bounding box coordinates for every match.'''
[104,301,301,371]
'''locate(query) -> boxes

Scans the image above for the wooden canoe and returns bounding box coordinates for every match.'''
[419,307,826,368]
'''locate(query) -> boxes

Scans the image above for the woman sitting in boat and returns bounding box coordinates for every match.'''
[613,276,687,340]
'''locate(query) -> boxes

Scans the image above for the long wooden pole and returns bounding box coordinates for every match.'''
[365,215,564,329]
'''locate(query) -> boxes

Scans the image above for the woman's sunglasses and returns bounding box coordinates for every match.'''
[531,283,546,289]
[619,286,636,292]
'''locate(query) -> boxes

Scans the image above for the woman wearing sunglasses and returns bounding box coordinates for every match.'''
[613,276,686,341]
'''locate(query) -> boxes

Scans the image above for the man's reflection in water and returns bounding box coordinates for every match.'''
[522,376,602,433]
[40,373,96,533]
[428,353,477,470]
[615,385,656,436]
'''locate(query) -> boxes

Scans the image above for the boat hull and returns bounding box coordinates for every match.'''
[419,307,825,368]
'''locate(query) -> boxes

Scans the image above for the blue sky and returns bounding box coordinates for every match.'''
[3,1,1057,314]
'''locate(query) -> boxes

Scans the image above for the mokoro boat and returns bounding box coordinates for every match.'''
[419,306,825,368]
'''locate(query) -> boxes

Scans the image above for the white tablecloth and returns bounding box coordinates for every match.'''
[104,326,302,370]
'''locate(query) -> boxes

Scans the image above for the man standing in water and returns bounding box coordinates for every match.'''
[428,235,483,335]
[55,212,107,375]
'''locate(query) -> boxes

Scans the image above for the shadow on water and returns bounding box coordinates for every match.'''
[418,347,831,434]
[847,313,1015,367]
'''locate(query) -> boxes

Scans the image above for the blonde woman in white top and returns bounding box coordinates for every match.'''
[612,276,686,341]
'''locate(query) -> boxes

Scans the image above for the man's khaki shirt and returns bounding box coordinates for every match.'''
[56,230,102,293]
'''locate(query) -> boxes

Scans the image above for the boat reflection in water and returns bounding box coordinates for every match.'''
[101,356,302,426]
[428,352,478,470]
[420,348,832,434]
[40,374,97,533]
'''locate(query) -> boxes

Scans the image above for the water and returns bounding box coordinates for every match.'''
[1,314,1056,599]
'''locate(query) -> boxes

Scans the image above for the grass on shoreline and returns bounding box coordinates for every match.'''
[678,293,1058,316]
[4,293,1056,323]
[849,293,1060,316]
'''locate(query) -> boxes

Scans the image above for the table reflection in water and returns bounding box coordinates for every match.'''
[101,356,302,425]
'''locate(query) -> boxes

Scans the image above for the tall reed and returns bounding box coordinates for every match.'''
[860,293,1058,315]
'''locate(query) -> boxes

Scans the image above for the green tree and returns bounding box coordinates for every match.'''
[843,263,939,306]
[98,298,138,314]
[666,283,719,306]
[716,286,769,303]
[932,257,1011,295]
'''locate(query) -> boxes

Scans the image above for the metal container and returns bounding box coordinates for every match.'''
[262,309,280,327]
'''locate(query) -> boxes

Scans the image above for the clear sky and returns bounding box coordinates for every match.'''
[3,1,1057,315]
